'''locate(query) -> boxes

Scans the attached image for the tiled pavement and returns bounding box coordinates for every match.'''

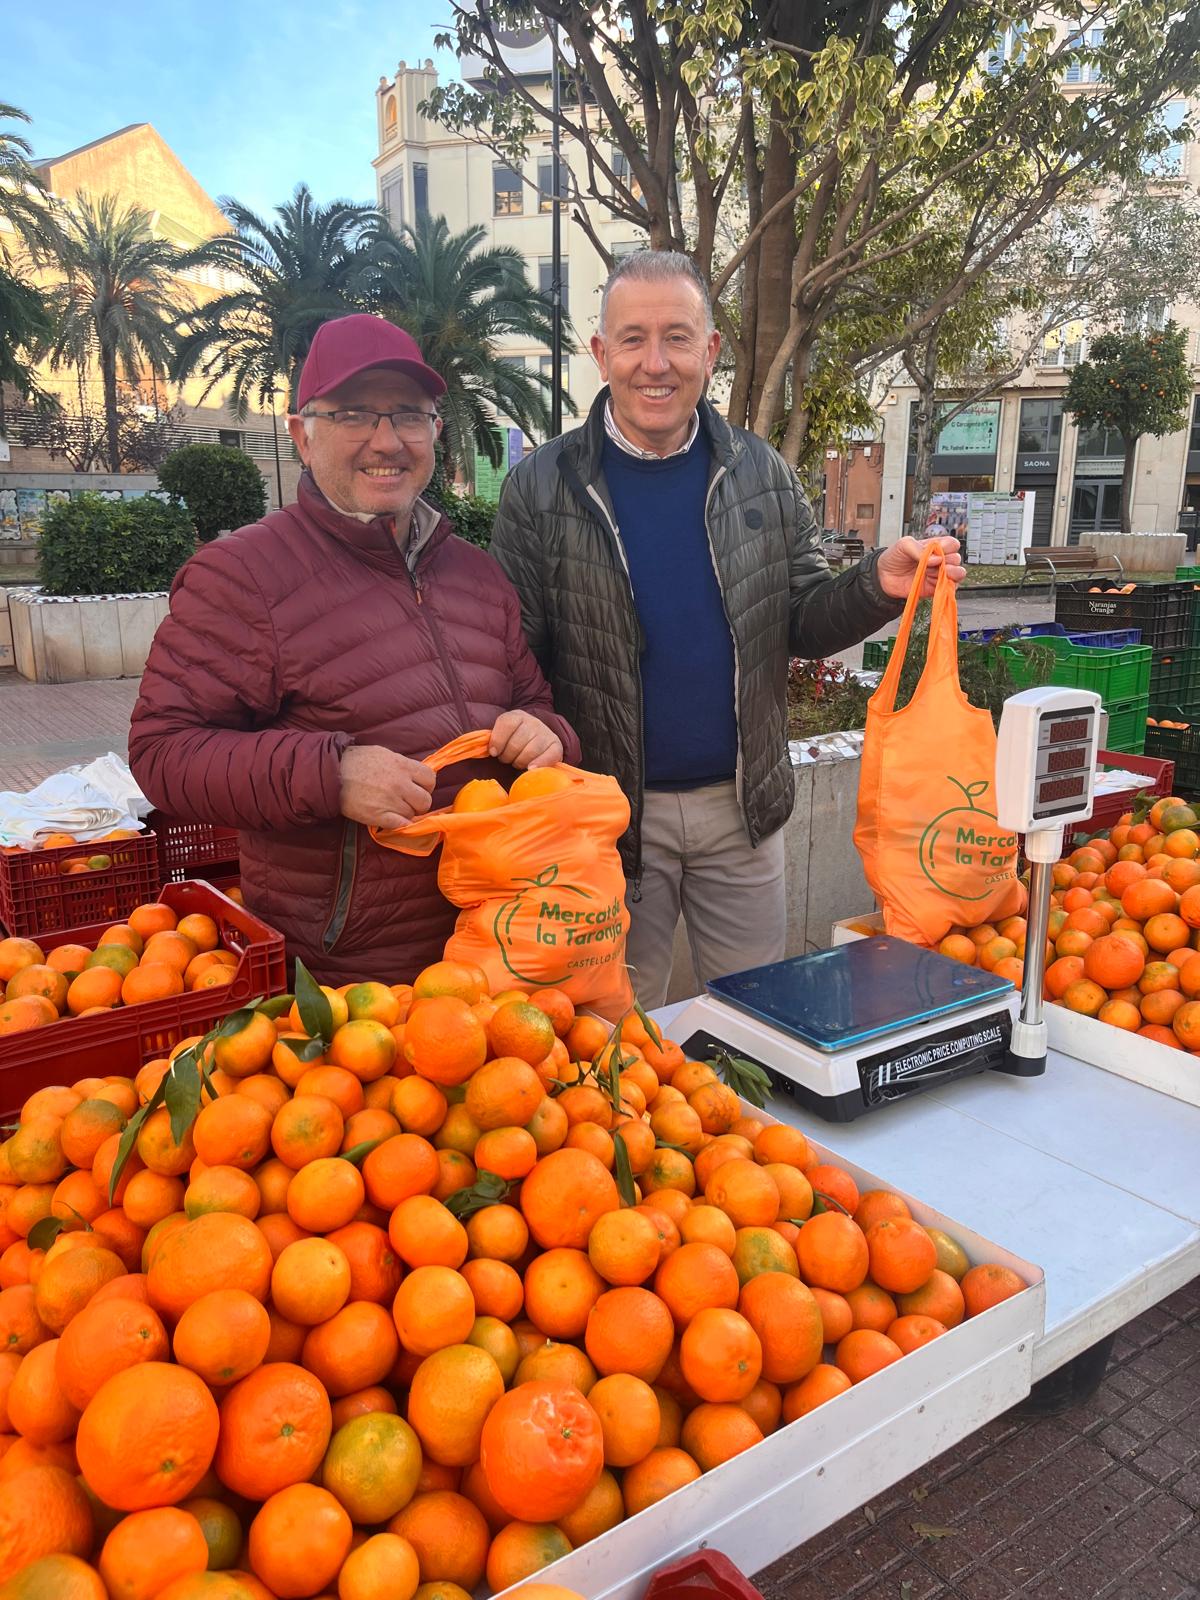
[756,1277,1199,1600]
[2,592,1198,1600]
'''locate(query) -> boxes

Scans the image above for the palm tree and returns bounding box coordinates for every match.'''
[171,184,394,414]
[0,101,64,263]
[46,193,180,473]
[367,214,574,481]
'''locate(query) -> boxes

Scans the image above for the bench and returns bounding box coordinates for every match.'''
[823,536,866,569]
[1017,545,1124,599]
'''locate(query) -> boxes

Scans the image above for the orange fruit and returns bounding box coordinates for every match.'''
[680,1401,764,1471]
[887,1314,947,1353]
[864,1217,937,1295]
[1082,934,1145,990]
[147,1213,271,1320]
[392,1265,476,1357]
[338,1532,422,1600]
[835,1328,903,1383]
[285,1156,365,1232]
[247,1483,352,1599]
[404,999,488,1086]
[897,1269,965,1327]
[486,1004,557,1068]
[387,1490,490,1590]
[781,1364,853,1424]
[1172,999,1200,1049]
[1144,912,1190,954]
[960,1263,1026,1317]
[465,1057,544,1130]
[737,1272,823,1383]
[584,1286,674,1382]
[678,1306,762,1402]
[76,1362,219,1510]
[479,1381,603,1521]
[173,1289,270,1387]
[56,1294,169,1409]
[0,1464,95,1582]
[320,1409,422,1522]
[1044,956,1086,998]
[653,1242,740,1329]
[412,961,489,1005]
[461,1258,524,1322]
[214,1360,332,1500]
[794,1211,869,1293]
[302,1300,399,1397]
[0,937,45,983]
[621,1446,702,1515]
[98,1506,209,1600]
[1060,979,1107,1017]
[524,1248,605,1340]
[407,1343,506,1468]
[520,1149,619,1250]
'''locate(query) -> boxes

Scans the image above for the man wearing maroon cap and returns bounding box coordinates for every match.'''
[130,314,579,984]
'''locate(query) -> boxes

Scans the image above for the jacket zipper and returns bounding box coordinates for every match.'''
[407,563,472,732]
[585,483,648,898]
[701,464,748,824]
[321,818,360,953]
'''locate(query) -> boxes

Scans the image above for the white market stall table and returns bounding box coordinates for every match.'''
[656,1001,1200,1385]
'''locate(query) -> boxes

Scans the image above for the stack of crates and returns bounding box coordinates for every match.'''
[860,623,1152,753]
[1055,580,1199,755]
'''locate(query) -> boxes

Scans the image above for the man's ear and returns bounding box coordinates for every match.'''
[286,415,311,464]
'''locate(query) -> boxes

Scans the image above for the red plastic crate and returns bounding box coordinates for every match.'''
[1075,749,1176,836]
[0,832,160,938]
[0,881,286,1119]
[147,811,240,882]
[644,1552,764,1600]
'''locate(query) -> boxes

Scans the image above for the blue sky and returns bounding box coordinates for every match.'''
[6,1,460,218]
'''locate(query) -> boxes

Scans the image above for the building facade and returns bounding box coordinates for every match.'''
[373,52,643,448]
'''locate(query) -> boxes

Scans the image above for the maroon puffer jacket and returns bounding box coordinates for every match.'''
[129,473,579,984]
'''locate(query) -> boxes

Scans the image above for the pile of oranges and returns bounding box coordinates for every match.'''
[451,770,573,815]
[0,950,1026,1599]
[0,900,249,1036]
[938,794,1200,1050]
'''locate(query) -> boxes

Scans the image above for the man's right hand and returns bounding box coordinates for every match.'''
[340,745,436,831]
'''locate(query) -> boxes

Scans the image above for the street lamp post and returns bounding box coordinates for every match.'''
[270,390,284,509]
[550,24,563,439]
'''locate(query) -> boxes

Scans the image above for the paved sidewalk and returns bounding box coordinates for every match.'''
[0,675,140,789]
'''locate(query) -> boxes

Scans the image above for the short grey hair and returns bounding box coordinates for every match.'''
[598,249,714,335]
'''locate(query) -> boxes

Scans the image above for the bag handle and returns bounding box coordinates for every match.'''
[874,543,960,711]
[419,730,495,772]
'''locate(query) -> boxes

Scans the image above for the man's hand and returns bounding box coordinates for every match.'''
[489,711,564,770]
[340,745,436,831]
[876,536,966,600]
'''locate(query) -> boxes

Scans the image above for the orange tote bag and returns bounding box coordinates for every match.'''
[371,731,633,1018]
[854,547,1024,948]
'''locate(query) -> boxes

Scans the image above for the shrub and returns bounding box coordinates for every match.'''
[158,443,268,542]
[37,493,196,596]
[443,493,497,550]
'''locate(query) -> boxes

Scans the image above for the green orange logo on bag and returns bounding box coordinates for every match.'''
[919,778,1018,899]
[492,863,625,984]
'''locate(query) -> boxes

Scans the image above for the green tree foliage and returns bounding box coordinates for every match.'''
[364,213,572,476]
[430,3,1200,463]
[1064,323,1193,532]
[44,195,180,474]
[158,443,269,541]
[0,101,64,263]
[38,493,196,596]
[172,185,395,413]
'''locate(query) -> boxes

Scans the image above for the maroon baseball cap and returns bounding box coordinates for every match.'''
[296,314,446,410]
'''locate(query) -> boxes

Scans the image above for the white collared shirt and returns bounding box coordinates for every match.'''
[604,398,700,460]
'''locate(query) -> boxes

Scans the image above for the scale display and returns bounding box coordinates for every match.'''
[706,939,1014,1054]
[995,688,1102,832]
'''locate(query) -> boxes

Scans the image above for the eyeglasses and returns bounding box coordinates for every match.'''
[304,406,438,441]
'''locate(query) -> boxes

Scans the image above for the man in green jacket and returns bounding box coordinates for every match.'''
[491,250,964,1007]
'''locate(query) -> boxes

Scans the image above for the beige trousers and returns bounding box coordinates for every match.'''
[624,780,787,1010]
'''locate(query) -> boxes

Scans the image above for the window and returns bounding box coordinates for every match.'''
[855,503,875,520]
[1041,322,1085,367]
[1189,396,1200,455]
[497,355,526,373]
[1143,101,1188,177]
[539,354,569,394]
[381,175,403,227]
[1017,398,1064,454]
[1064,27,1104,85]
[611,147,630,182]
[537,156,569,213]
[611,239,644,262]
[986,22,1027,75]
[1077,420,1125,459]
[1125,299,1169,336]
[218,429,243,450]
[538,257,569,317]
[413,163,428,220]
[493,164,523,216]
[383,96,397,135]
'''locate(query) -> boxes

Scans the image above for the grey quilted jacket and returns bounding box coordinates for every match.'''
[490,390,903,879]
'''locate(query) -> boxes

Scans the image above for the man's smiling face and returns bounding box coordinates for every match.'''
[591,274,720,456]
[288,367,441,519]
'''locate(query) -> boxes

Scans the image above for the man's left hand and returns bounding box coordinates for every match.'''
[876,536,966,600]
[489,711,564,770]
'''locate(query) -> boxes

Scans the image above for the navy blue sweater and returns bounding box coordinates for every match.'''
[601,432,738,787]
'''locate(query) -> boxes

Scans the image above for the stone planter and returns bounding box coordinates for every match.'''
[665,731,876,1002]
[1090,532,1187,574]
[9,588,169,683]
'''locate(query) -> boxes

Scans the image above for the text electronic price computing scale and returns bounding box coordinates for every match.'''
[672,688,1103,1121]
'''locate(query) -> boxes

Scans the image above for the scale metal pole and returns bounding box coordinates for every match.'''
[550,23,563,438]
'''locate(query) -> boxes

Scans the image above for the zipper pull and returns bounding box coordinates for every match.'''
[412,572,423,605]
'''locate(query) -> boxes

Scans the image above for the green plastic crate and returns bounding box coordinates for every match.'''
[1149,645,1200,719]
[1104,695,1149,755]
[1175,565,1200,582]
[862,639,892,672]
[1003,638,1150,704]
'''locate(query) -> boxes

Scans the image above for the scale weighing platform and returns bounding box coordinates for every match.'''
[671,937,1019,1122]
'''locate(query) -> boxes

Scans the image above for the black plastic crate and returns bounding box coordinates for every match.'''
[1054,581,1193,651]
[1148,645,1200,718]
[1145,724,1200,796]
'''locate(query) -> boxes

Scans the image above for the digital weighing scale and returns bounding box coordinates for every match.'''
[671,687,1105,1121]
